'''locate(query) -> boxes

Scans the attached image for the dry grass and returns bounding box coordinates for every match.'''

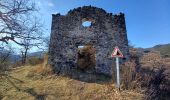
[0,66,144,100]
[26,54,53,77]
[1,49,169,100]
[139,51,170,99]
[0,53,145,100]
[140,51,159,69]
[121,61,139,90]
[26,64,53,77]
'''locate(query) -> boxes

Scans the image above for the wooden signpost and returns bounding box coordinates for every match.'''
[111,46,123,89]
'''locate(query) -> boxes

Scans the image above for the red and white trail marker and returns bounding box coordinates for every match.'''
[111,46,123,58]
[111,46,124,89]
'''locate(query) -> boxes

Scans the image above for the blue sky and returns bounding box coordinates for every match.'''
[36,0,170,48]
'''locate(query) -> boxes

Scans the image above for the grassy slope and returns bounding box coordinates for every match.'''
[0,65,144,100]
[149,44,170,56]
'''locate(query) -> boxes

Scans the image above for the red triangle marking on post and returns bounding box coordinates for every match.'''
[111,46,123,58]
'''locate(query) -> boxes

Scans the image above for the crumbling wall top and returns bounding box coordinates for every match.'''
[67,6,107,15]
[52,6,116,17]
[52,6,126,19]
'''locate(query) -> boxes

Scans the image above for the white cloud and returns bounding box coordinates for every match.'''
[37,1,42,6]
[52,11,58,14]
[47,2,54,7]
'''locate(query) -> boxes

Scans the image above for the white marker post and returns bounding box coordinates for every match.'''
[116,57,120,88]
[111,46,123,89]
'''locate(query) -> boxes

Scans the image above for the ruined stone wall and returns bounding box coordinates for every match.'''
[49,6,129,76]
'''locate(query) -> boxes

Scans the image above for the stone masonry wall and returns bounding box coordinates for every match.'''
[49,6,129,76]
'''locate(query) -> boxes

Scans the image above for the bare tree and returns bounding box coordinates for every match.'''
[43,35,50,51]
[0,44,13,71]
[0,0,38,45]
[19,23,43,64]
[20,40,29,64]
[0,0,44,64]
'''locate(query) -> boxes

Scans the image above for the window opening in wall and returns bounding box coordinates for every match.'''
[82,21,92,27]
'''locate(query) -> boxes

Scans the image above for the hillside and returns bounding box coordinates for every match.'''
[0,49,45,63]
[147,43,170,56]
[0,65,144,100]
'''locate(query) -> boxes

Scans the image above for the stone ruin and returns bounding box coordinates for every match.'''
[49,6,129,77]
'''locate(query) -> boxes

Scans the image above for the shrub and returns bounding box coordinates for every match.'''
[26,54,53,77]
[145,68,170,100]
[0,58,11,71]
[121,48,141,90]
[12,57,43,67]
[138,50,170,99]
[121,60,141,90]
[12,60,23,68]
[27,57,44,66]
[33,65,53,76]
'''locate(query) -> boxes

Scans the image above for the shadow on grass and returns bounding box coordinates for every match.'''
[8,75,24,83]
[0,94,3,100]
[56,68,112,84]
[5,75,46,100]
[24,88,46,100]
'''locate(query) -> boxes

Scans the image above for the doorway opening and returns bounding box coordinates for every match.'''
[77,45,96,70]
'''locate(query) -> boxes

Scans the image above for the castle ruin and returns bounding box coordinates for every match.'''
[49,6,129,77]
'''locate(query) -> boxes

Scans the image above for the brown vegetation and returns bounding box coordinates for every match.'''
[122,48,170,100]
[12,56,44,68]
[27,54,53,77]
[77,45,96,70]
[121,48,141,90]
[119,48,170,100]
[0,66,144,100]
[139,51,170,100]
[0,53,144,100]
[0,48,170,100]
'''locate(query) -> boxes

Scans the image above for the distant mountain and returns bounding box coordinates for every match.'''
[1,43,170,63]
[152,44,170,49]
[0,49,46,63]
[130,43,170,58]
[28,51,46,58]
[0,49,20,62]
[10,54,21,62]
[146,43,170,56]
